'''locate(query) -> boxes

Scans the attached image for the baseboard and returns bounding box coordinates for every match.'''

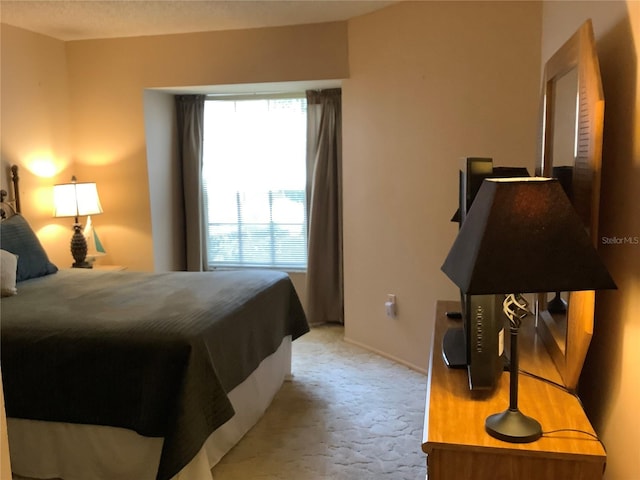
[343,336,428,375]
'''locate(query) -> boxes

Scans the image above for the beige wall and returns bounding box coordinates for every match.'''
[0,24,75,268]
[539,2,640,479]
[143,89,184,272]
[343,1,542,371]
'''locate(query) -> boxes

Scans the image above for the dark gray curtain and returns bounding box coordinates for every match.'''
[175,94,208,271]
[305,88,343,324]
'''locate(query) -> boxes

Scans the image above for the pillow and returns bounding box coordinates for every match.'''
[0,214,58,282]
[0,249,18,296]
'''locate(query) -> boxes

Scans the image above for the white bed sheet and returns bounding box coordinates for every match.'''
[8,336,292,480]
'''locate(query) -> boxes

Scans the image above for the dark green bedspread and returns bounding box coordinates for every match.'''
[0,268,308,480]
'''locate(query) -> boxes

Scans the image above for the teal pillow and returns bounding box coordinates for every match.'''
[0,214,58,282]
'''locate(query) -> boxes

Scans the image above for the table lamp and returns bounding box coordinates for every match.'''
[53,176,103,268]
[441,177,616,443]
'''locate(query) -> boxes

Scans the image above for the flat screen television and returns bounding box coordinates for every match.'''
[442,158,530,391]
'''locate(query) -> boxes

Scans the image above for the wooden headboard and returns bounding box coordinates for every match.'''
[0,165,21,219]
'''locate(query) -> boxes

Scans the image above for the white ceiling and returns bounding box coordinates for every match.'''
[0,0,396,41]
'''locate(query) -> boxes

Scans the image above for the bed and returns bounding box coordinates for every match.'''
[0,167,309,480]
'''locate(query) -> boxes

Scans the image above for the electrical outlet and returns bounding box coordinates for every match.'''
[385,294,397,318]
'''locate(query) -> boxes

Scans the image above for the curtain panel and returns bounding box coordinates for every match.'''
[175,95,208,272]
[305,88,344,324]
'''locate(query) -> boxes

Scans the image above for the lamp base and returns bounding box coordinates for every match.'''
[70,223,92,268]
[485,408,542,443]
[547,292,567,314]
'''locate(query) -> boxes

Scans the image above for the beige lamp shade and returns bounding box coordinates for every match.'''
[53,179,103,218]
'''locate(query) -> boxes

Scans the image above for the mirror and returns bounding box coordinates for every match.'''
[536,19,604,391]
[539,67,579,356]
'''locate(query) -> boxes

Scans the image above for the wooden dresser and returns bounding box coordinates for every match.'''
[422,300,606,480]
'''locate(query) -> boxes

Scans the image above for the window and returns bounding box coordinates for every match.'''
[202,95,307,270]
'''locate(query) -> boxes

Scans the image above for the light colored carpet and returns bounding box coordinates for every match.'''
[210,324,428,479]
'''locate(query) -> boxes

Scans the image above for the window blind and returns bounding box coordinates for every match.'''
[202,95,307,269]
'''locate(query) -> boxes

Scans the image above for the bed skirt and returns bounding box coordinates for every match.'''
[8,336,292,480]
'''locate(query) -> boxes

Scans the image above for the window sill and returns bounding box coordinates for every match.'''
[209,266,307,274]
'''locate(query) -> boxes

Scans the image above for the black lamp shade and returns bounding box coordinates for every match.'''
[441,178,616,295]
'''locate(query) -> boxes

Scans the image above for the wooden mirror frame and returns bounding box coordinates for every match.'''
[535,19,604,391]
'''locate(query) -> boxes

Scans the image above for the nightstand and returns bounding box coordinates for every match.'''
[91,265,126,271]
